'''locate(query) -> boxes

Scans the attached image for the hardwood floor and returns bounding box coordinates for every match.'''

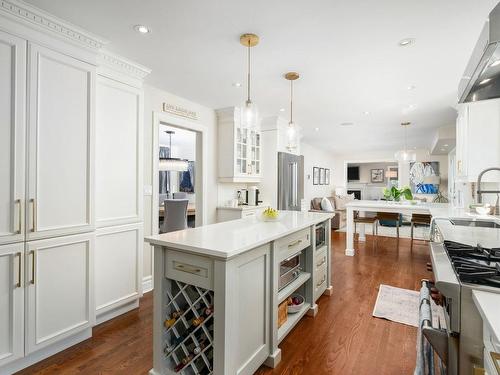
[17,232,431,375]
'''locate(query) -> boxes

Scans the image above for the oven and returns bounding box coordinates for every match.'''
[279,252,301,291]
[315,222,326,249]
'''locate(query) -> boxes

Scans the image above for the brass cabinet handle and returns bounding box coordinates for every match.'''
[174,263,202,275]
[316,275,326,288]
[15,199,21,234]
[30,199,37,232]
[317,257,326,268]
[288,239,302,248]
[15,252,22,288]
[30,250,36,284]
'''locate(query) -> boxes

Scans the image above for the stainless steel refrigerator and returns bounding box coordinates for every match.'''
[277,152,304,211]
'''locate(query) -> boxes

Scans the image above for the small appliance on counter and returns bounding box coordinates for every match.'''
[237,189,248,205]
[247,186,262,206]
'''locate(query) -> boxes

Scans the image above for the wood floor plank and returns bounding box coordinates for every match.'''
[16,232,430,375]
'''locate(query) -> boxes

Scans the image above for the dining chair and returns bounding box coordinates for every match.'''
[376,212,401,238]
[354,212,378,236]
[410,214,432,242]
[173,192,187,199]
[162,199,188,233]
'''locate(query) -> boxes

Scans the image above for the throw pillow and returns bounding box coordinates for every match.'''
[321,197,334,212]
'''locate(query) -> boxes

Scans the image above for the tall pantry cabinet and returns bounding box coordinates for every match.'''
[0,0,149,372]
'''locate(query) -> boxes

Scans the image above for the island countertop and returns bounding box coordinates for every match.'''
[145,210,333,259]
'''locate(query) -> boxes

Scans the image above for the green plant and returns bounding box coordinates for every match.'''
[383,186,413,201]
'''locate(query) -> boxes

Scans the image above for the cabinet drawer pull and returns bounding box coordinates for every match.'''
[30,199,37,232]
[174,262,204,275]
[30,250,36,285]
[15,252,22,288]
[288,239,302,248]
[316,257,326,268]
[15,199,22,234]
[316,275,326,288]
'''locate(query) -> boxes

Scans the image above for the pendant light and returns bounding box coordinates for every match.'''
[159,130,189,171]
[394,122,416,162]
[285,72,299,151]
[239,33,260,128]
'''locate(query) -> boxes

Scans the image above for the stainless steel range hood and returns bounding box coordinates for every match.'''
[458,3,500,103]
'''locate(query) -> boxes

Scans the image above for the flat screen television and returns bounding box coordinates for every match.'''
[347,166,359,181]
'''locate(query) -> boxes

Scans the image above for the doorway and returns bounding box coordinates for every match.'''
[152,111,208,236]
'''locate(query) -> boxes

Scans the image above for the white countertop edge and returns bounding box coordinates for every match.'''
[472,290,500,347]
[145,212,334,260]
[216,204,267,211]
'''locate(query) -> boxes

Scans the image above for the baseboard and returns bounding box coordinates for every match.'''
[1,328,91,374]
[96,299,139,325]
[143,275,153,293]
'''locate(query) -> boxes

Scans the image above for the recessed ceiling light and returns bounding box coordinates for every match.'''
[440,148,446,152]
[407,85,416,90]
[134,25,151,34]
[491,60,500,67]
[398,38,415,47]
[279,108,285,112]
[443,144,449,147]
[363,111,370,115]
[232,82,242,87]
[314,127,320,131]
[340,122,354,127]
[480,78,491,85]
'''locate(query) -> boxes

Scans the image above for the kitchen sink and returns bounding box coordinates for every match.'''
[450,219,500,228]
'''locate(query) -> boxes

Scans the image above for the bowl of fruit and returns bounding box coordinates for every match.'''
[261,207,281,222]
[287,294,305,314]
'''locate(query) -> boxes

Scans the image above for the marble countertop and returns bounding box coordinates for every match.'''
[216,204,268,211]
[346,200,448,212]
[145,210,334,259]
[472,290,500,351]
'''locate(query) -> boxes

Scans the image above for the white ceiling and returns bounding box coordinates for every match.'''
[25,0,498,154]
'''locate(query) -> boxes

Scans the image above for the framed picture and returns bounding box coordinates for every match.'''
[319,168,325,185]
[371,169,384,183]
[325,169,330,185]
[313,167,320,185]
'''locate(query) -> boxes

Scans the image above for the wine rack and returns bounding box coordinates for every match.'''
[163,280,214,374]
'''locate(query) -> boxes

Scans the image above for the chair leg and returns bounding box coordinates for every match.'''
[411,223,414,241]
[396,222,400,238]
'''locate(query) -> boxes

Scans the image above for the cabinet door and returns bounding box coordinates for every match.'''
[96,76,142,227]
[25,233,94,354]
[27,43,95,240]
[0,31,26,245]
[95,224,142,318]
[455,104,468,178]
[224,244,270,375]
[467,99,500,182]
[0,243,24,367]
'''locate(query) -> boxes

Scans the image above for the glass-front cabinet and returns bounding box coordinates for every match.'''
[217,107,262,183]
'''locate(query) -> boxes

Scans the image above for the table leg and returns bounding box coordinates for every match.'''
[346,207,355,256]
[358,210,366,242]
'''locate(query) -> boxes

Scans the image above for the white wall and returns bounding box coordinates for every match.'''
[143,84,217,280]
[302,142,336,203]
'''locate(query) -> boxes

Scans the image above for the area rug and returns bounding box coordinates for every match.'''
[372,284,440,327]
[337,223,430,240]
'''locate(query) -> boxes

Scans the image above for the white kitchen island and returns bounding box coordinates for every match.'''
[145,211,333,375]
[345,200,450,256]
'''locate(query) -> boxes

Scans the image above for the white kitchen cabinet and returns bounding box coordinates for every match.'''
[25,233,94,354]
[95,74,143,228]
[456,99,500,182]
[217,107,262,183]
[0,30,26,245]
[0,243,24,367]
[27,43,95,240]
[95,223,143,323]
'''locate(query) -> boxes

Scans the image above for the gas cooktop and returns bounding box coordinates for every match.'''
[444,240,500,288]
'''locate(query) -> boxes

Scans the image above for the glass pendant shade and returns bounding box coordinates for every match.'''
[394,149,416,162]
[159,158,189,172]
[240,100,259,129]
[286,122,297,150]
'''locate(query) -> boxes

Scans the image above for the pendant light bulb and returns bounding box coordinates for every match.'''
[285,72,300,151]
[240,34,260,129]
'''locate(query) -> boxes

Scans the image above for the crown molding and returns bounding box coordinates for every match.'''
[0,0,108,50]
[98,51,151,80]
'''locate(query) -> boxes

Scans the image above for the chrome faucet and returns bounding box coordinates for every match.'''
[476,167,500,203]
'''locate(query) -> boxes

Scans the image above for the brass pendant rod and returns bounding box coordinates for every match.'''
[290,80,294,124]
[247,42,251,103]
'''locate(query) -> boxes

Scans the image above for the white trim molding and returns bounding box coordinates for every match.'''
[98,51,151,81]
[142,275,153,293]
[0,0,108,49]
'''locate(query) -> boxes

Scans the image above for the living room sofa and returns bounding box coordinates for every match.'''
[310,196,352,230]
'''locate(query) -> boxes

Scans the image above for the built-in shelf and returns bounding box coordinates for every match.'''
[277,302,311,344]
[277,272,311,304]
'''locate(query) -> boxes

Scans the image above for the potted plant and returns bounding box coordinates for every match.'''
[383,186,413,202]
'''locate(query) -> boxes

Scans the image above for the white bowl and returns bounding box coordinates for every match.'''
[475,205,492,215]
[287,294,305,314]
